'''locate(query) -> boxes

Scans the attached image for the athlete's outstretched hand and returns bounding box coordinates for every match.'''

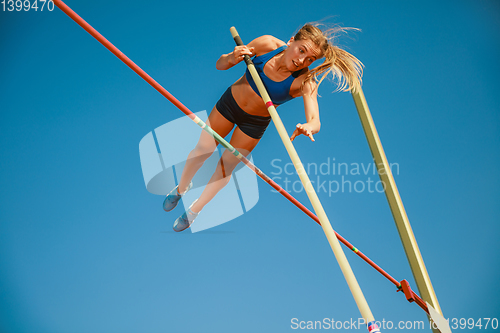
[290,123,315,142]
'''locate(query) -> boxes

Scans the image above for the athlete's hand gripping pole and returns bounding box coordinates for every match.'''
[230,26,381,333]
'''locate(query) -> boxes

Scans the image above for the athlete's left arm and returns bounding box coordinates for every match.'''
[290,80,321,142]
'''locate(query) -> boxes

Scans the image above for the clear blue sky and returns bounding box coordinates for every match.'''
[1,0,499,332]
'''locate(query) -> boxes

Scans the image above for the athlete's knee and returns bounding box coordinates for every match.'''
[219,155,240,178]
[191,141,216,160]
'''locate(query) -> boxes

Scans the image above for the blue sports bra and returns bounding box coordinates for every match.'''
[245,45,304,105]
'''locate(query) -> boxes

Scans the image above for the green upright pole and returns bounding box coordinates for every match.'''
[351,88,442,332]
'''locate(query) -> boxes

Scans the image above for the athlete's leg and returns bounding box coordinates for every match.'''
[190,126,260,213]
[177,106,234,194]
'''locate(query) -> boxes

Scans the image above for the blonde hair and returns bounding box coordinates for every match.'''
[295,23,364,93]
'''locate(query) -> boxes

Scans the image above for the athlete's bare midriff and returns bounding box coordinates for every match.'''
[231,75,272,117]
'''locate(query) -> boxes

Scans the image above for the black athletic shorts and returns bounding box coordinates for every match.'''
[216,86,271,140]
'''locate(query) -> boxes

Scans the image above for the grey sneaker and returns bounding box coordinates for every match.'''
[162,182,193,212]
[173,200,199,232]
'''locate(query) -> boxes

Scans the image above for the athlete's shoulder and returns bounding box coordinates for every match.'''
[248,35,286,56]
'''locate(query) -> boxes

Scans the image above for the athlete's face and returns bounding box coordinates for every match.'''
[284,37,322,71]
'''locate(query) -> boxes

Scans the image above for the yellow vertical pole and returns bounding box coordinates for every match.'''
[230,27,381,332]
[351,88,442,331]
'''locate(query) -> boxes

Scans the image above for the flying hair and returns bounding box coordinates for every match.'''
[294,23,364,93]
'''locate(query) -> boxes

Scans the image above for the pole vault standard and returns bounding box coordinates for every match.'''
[230,27,380,333]
[351,89,443,332]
